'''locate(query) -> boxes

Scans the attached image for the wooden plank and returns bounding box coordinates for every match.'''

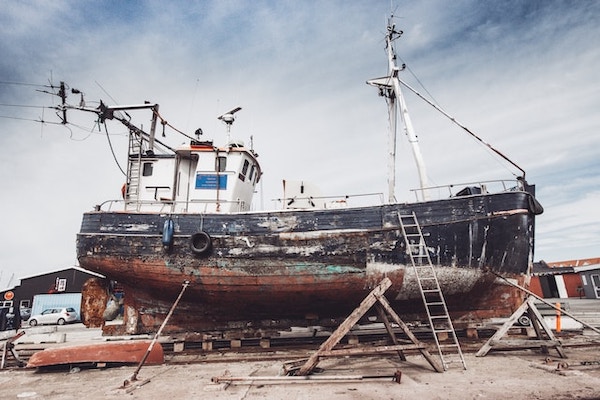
[296,278,392,376]
[319,344,425,357]
[489,339,562,348]
[1,342,6,369]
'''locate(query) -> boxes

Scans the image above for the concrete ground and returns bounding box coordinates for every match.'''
[1,347,600,399]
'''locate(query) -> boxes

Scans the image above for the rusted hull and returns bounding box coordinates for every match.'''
[26,340,164,368]
[77,191,538,334]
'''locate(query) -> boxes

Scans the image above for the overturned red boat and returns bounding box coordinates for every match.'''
[26,340,164,368]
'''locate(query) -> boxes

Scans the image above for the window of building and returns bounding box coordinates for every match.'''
[56,278,67,292]
[20,300,30,308]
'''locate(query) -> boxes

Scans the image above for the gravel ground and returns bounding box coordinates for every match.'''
[1,346,599,399]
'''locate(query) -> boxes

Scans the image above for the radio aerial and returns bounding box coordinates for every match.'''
[218,107,242,142]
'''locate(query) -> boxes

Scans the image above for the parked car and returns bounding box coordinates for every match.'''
[20,307,31,321]
[28,308,78,326]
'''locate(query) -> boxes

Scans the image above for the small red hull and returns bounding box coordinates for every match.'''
[26,340,164,368]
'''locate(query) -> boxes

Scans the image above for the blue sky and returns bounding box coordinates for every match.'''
[1,0,599,287]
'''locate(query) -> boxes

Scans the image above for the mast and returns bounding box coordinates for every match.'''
[368,16,429,202]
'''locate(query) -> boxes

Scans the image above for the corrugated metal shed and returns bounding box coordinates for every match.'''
[31,293,82,319]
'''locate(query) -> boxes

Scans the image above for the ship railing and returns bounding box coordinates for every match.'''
[409,179,523,202]
[274,192,385,210]
[94,198,248,213]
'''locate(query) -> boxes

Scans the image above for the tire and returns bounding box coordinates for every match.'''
[517,315,531,326]
[29,319,38,327]
[57,318,66,326]
[190,231,212,255]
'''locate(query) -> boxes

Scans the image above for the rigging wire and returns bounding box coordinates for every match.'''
[153,109,195,141]
[389,32,521,179]
[0,103,47,109]
[0,80,51,88]
[102,122,127,177]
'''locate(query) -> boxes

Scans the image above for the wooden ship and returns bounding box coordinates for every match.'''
[58,16,543,336]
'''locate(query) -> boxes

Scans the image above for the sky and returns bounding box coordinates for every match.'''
[1,0,599,288]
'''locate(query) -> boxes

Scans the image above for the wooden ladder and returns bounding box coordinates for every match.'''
[126,131,143,205]
[398,212,467,370]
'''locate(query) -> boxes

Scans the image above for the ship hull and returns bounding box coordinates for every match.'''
[77,190,538,334]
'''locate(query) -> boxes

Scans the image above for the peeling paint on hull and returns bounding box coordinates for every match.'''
[77,191,537,334]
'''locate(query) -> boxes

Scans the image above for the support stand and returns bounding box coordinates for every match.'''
[1,331,25,369]
[476,296,566,358]
[292,277,443,376]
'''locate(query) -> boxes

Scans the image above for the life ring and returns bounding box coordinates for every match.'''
[190,231,212,255]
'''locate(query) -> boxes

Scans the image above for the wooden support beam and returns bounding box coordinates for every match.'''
[476,296,566,358]
[319,344,425,357]
[376,303,406,361]
[296,278,392,376]
[295,277,443,376]
[492,272,600,335]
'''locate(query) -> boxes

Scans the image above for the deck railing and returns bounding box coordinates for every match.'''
[409,179,523,202]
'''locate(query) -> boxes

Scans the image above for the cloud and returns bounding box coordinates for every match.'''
[1,0,599,281]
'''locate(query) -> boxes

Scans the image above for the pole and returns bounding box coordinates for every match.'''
[125,281,190,385]
[555,302,561,333]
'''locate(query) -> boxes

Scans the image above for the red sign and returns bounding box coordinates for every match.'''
[3,291,14,301]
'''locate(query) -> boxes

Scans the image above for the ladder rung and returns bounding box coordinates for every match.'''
[439,343,460,348]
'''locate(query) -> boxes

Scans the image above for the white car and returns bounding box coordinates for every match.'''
[28,308,78,326]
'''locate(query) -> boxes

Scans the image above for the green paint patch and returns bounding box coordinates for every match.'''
[289,263,362,275]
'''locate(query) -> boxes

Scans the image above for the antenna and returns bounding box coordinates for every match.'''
[58,81,67,124]
[217,106,242,143]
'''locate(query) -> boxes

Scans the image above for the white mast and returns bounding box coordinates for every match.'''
[368,16,429,202]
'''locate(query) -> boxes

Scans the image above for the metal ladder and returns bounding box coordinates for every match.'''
[398,212,467,370]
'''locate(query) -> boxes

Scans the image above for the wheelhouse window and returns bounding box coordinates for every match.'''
[216,156,227,172]
[142,162,153,176]
[239,159,250,182]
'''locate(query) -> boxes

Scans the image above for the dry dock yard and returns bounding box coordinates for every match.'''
[1,300,600,400]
